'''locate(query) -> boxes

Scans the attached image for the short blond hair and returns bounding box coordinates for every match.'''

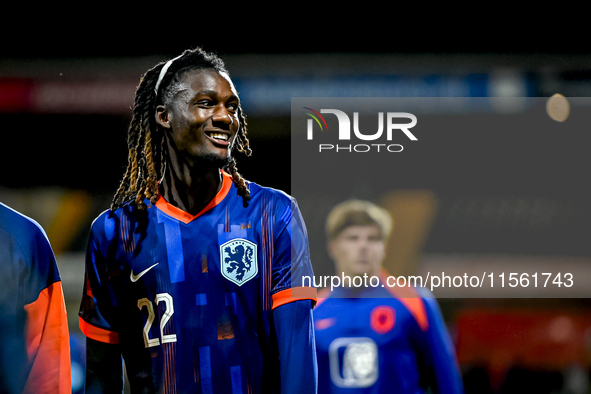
[325,200,393,241]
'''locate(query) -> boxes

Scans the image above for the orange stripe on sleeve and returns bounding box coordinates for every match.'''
[23,281,71,394]
[79,316,120,344]
[272,286,318,310]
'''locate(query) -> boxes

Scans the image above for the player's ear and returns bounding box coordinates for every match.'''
[155,105,171,129]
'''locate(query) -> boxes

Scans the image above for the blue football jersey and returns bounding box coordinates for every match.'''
[79,172,317,393]
[314,278,463,393]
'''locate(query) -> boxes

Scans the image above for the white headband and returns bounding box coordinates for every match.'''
[154,54,184,96]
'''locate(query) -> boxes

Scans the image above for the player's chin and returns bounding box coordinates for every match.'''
[194,151,232,168]
[351,263,373,276]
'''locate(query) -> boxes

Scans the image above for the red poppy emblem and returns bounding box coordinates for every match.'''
[370,306,395,334]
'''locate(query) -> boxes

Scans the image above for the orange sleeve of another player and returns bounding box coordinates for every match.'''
[22,281,72,394]
[272,286,318,310]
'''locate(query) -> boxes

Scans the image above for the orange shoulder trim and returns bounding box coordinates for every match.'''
[396,296,429,332]
[379,270,429,332]
[272,286,318,310]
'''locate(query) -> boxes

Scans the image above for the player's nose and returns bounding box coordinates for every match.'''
[356,240,368,251]
[212,105,234,127]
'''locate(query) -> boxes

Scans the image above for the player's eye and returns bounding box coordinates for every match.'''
[196,99,214,107]
[227,102,238,112]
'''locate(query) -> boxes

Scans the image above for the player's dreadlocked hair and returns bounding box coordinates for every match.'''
[111,47,252,211]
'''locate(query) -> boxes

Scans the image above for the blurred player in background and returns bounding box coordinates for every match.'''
[78,47,317,393]
[0,202,71,393]
[314,200,463,393]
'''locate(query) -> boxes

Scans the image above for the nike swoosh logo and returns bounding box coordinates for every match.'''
[130,263,159,282]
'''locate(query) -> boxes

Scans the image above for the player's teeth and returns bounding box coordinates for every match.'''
[210,133,228,141]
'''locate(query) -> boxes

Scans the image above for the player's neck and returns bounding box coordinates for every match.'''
[160,159,223,216]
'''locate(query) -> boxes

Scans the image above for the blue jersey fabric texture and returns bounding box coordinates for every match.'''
[314,283,463,393]
[0,202,62,392]
[79,174,318,393]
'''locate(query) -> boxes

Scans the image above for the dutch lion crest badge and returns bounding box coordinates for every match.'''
[220,239,258,286]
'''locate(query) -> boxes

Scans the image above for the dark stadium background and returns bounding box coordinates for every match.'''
[2,24,591,393]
